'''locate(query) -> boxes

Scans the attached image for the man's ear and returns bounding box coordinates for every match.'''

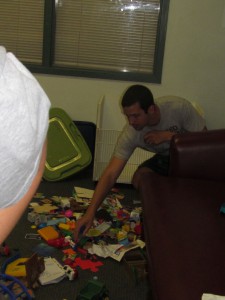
[148,104,156,114]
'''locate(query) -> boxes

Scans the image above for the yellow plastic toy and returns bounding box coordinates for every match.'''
[5,257,28,277]
[37,226,59,241]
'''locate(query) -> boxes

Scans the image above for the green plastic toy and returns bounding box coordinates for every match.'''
[43,107,92,181]
[76,279,109,300]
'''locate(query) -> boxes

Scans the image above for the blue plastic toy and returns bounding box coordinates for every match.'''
[220,202,225,214]
[0,273,32,299]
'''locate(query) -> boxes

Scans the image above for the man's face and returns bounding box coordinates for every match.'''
[123,102,151,131]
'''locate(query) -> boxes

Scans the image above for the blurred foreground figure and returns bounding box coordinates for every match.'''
[0,46,51,244]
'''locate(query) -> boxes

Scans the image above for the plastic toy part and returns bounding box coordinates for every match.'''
[63,265,78,281]
[43,107,92,181]
[37,226,59,241]
[2,253,45,289]
[5,257,28,277]
[0,273,32,300]
[76,279,109,300]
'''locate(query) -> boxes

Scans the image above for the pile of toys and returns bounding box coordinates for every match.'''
[0,188,145,299]
[27,187,144,261]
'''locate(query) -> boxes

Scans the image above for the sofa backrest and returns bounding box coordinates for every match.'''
[169,129,225,182]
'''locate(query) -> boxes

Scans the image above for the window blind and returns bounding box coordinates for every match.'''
[0,0,44,64]
[54,0,160,74]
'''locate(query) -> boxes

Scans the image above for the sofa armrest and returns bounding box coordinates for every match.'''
[169,129,225,181]
[139,172,225,300]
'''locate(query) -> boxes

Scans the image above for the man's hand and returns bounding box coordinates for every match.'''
[74,157,127,242]
[74,211,94,241]
[144,130,175,145]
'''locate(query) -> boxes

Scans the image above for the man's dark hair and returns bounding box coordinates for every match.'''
[121,85,154,113]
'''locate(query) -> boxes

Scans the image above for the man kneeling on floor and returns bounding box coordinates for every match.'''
[74,84,206,239]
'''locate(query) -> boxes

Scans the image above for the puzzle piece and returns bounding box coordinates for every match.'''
[74,257,103,272]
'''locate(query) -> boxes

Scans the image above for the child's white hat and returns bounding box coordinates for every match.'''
[0,46,50,208]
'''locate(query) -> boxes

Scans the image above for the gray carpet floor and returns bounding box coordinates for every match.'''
[1,169,152,300]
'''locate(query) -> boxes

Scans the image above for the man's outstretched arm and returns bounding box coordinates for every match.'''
[74,156,127,240]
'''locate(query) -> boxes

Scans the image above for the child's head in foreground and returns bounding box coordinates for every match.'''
[0,46,51,244]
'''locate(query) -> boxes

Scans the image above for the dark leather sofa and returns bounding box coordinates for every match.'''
[139,130,225,300]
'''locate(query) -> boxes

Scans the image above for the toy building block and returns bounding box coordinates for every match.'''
[58,223,70,231]
[37,226,59,241]
[47,237,69,248]
[67,220,76,230]
[47,217,67,226]
[76,278,109,300]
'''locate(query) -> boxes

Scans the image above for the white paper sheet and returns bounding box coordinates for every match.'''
[74,187,94,199]
[202,294,225,300]
[39,257,66,285]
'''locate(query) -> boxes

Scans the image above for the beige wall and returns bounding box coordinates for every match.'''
[36,0,225,130]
